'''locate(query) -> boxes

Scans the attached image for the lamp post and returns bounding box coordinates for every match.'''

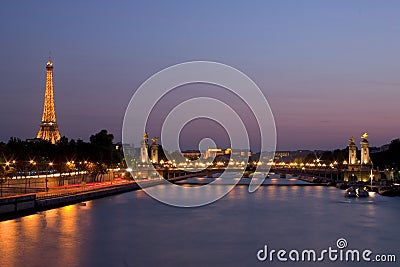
[343,160,348,182]
[330,161,338,182]
[46,162,53,192]
[0,161,15,197]
[29,160,37,191]
[80,161,88,189]
[66,161,75,188]
[370,161,374,188]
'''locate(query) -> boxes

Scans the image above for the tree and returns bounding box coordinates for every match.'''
[89,130,122,167]
[371,139,400,171]
[90,130,114,164]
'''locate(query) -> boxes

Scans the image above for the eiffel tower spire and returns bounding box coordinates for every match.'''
[37,58,61,144]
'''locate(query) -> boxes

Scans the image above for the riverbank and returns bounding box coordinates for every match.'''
[0,172,207,221]
[0,182,140,221]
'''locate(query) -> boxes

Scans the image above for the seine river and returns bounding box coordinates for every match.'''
[0,174,399,267]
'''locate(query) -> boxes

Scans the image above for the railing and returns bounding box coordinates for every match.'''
[36,182,135,200]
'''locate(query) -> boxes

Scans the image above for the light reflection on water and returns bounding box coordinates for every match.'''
[0,178,399,267]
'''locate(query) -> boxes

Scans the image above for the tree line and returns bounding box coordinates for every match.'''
[0,130,123,181]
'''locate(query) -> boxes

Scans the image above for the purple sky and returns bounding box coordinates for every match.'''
[0,1,399,151]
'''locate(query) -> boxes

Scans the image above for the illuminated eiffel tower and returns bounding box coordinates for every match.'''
[36,59,61,144]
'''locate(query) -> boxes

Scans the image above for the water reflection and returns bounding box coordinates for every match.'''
[0,220,17,267]
[0,203,92,267]
[0,181,399,267]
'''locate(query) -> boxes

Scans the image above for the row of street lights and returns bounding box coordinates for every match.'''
[0,159,97,191]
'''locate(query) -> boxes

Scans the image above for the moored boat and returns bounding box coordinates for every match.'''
[355,187,369,198]
[336,183,349,190]
[345,187,357,198]
[378,186,398,197]
[345,186,369,198]
[327,181,336,187]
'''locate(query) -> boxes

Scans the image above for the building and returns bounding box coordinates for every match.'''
[182,150,201,160]
[36,59,61,144]
[274,151,290,160]
[204,148,224,159]
[227,149,252,158]
[272,150,311,162]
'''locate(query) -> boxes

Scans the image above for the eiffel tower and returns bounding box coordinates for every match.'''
[37,59,61,144]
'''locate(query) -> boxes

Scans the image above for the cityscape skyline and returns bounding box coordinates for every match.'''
[1,3,399,267]
[1,57,396,153]
[1,1,400,150]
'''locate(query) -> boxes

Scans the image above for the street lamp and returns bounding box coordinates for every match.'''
[370,161,374,188]
[24,160,37,192]
[46,162,54,192]
[1,160,17,196]
[29,160,38,178]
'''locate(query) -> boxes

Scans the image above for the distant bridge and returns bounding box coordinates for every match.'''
[154,167,344,182]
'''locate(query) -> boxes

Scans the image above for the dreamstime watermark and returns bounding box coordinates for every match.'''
[257,238,397,263]
[122,61,276,207]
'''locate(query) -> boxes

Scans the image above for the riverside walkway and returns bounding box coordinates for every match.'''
[0,171,207,221]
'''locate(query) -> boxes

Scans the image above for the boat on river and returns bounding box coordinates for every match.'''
[378,186,398,197]
[345,187,369,198]
[336,183,349,190]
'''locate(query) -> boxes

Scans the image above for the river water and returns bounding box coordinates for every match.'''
[0,174,399,267]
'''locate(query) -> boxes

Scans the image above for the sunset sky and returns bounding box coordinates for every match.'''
[1,1,399,150]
